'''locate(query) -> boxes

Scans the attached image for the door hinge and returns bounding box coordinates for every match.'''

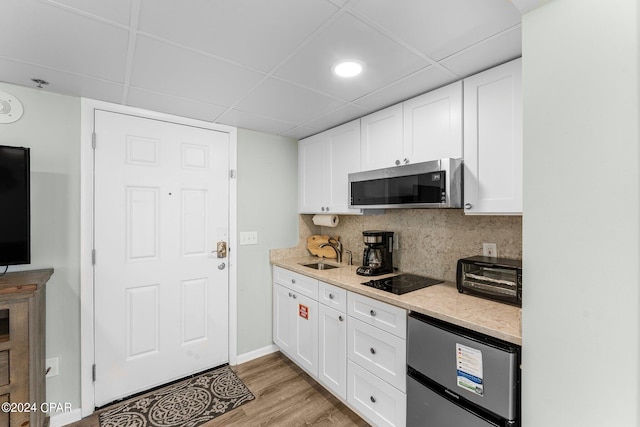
[91,132,97,149]
[230,169,236,179]
[91,249,96,266]
[92,364,96,382]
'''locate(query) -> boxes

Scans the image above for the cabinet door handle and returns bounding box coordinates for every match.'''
[326,206,330,212]
[291,278,296,284]
[370,310,376,317]
[338,315,343,321]
[464,203,472,210]
[328,293,334,299]
[321,207,326,212]
[370,347,376,355]
[395,159,400,166]
[288,292,292,298]
[292,294,297,299]
[370,396,376,403]
[403,158,409,164]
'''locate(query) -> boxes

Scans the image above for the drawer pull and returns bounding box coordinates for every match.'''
[370,396,376,403]
[329,293,334,299]
[288,292,292,297]
[292,294,297,299]
[370,347,376,355]
[291,279,296,284]
[338,315,344,322]
[370,310,376,317]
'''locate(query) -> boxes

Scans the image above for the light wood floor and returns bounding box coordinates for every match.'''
[67,351,369,427]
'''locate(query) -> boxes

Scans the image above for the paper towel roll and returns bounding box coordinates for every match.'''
[312,214,339,227]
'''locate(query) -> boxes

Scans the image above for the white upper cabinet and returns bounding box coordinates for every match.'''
[298,119,361,214]
[360,104,403,171]
[403,81,463,162]
[463,58,522,215]
[361,83,463,172]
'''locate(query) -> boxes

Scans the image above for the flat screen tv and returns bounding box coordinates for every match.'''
[0,145,30,266]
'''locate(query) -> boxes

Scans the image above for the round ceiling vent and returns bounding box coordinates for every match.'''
[0,91,24,124]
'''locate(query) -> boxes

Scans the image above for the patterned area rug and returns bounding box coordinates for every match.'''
[99,365,254,427]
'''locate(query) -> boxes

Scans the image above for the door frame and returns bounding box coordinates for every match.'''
[79,98,238,417]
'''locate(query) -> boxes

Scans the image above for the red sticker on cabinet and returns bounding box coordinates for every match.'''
[299,304,309,320]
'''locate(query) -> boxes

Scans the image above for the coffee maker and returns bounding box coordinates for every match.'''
[356,230,394,276]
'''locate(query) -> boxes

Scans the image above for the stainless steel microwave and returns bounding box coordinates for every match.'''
[348,158,463,209]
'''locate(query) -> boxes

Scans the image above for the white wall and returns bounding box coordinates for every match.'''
[236,129,299,356]
[522,1,639,425]
[0,82,81,411]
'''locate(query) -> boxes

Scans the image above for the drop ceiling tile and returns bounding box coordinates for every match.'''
[130,35,265,107]
[275,12,428,102]
[440,26,522,77]
[354,66,457,111]
[217,109,296,135]
[0,0,129,82]
[41,0,132,26]
[352,0,521,61]
[237,77,346,124]
[304,104,368,131]
[281,126,322,140]
[126,87,228,122]
[0,57,125,103]
[138,0,339,72]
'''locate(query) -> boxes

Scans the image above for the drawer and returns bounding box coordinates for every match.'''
[348,292,407,339]
[319,282,347,313]
[0,351,7,386]
[347,360,406,427]
[348,317,406,392]
[273,266,318,300]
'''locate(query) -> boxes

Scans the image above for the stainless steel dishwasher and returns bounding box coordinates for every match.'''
[407,312,521,426]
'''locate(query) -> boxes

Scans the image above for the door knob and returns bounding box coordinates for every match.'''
[215,241,227,258]
[218,262,226,270]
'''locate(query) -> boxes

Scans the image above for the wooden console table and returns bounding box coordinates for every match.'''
[0,269,53,427]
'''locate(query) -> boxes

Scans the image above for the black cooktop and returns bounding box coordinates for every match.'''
[361,273,443,295]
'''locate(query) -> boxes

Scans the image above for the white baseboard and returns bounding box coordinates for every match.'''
[235,344,278,365]
[50,408,82,427]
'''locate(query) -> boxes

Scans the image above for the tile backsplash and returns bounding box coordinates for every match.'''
[300,210,522,282]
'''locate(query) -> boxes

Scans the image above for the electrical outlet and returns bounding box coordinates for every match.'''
[46,357,59,378]
[239,231,258,245]
[483,243,498,257]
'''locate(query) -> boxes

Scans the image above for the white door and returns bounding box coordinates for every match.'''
[360,104,403,170]
[273,284,293,355]
[463,58,523,214]
[93,110,230,406]
[326,119,361,214]
[298,134,326,213]
[403,81,463,162]
[318,304,347,399]
[292,293,318,377]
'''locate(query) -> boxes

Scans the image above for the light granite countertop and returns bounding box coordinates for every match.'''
[270,255,522,346]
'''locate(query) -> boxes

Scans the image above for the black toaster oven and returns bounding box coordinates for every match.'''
[456,256,522,306]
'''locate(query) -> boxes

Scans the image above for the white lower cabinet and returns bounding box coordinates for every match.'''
[273,267,407,426]
[318,302,347,399]
[348,360,407,427]
[346,292,407,427]
[348,317,407,392]
[273,281,319,377]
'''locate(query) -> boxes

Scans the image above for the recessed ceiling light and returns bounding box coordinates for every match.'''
[332,60,364,78]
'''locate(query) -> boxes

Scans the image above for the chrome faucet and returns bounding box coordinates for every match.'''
[319,241,342,264]
[344,249,353,266]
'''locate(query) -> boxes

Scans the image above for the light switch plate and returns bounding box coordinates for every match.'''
[240,231,258,245]
[46,357,59,378]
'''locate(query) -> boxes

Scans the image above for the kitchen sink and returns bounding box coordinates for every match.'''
[302,262,340,270]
